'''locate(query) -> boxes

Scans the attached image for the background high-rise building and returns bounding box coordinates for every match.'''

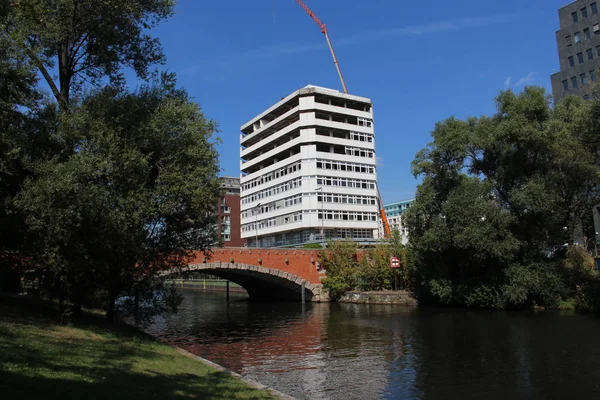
[239,85,379,247]
[551,0,600,100]
[380,199,414,245]
[217,177,245,247]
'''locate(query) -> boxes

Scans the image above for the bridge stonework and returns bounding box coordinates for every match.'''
[186,248,329,302]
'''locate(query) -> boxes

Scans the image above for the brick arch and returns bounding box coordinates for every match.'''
[175,262,328,302]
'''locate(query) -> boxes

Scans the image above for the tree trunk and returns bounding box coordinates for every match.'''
[106,291,117,324]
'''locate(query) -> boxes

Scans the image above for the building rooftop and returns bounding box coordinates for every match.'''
[240,85,372,132]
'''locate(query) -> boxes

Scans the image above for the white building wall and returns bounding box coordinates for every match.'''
[239,85,379,247]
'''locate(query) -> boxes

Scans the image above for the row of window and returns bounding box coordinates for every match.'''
[241,161,301,191]
[251,228,375,247]
[571,2,598,24]
[562,70,597,91]
[318,211,378,222]
[344,146,374,158]
[316,129,374,143]
[350,131,373,142]
[241,212,303,232]
[317,193,377,206]
[316,159,375,174]
[241,193,303,218]
[357,117,373,128]
[241,177,302,204]
[566,23,599,47]
[317,176,376,189]
[567,46,599,66]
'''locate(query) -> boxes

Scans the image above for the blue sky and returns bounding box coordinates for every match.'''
[152,0,567,202]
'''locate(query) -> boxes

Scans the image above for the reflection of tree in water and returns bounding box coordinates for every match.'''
[407,310,600,400]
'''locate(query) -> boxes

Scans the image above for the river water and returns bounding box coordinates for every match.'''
[147,290,600,400]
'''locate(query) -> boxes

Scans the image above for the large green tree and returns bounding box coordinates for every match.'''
[405,87,600,308]
[6,0,175,110]
[0,1,222,322]
[16,79,221,322]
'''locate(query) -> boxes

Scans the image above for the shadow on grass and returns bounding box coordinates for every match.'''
[0,369,273,400]
[0,294,274,400]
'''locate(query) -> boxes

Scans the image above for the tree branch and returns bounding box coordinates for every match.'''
[25,47,61,105]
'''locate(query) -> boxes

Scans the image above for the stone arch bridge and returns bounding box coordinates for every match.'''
[172,248,329,302]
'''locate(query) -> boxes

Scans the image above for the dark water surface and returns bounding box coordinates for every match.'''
[146,290,600,400]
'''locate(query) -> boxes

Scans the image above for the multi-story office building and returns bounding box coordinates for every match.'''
[551,0,600,100]
[217,177,245,247]
[239,85,379,247]
[380,199,414,245]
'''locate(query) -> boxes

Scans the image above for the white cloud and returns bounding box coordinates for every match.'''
[504,72,537,89]
[181,12,531,77]
[514,72,537,87]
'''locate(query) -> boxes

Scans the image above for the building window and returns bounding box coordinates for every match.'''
[575,31,581,42]
[572,11,579,23]
[222,234,231,241]
[595,24,600,34]
[588,48,594,60]
[566,35,572,46]
[593,2,598,14]
[562,80,569,91]
[584,27,591,40]
[591,70,597,81]
[581,73,588,85]
[582,7,588,19]
[597,45,600,56]
[572,76,579,88]
[578,52,584,63]
[569,55,575,66]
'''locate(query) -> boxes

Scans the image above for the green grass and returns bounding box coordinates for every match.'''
[0,295,275,400]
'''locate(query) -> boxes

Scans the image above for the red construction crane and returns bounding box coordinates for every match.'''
[294,0,391,238]
[294,0,348,94]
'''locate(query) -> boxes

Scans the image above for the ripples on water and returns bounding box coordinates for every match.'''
[146,290,600,400]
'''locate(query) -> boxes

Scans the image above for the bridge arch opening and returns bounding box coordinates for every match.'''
[170,262,327,302]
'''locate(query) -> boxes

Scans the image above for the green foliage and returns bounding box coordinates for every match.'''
[320,240,360,300]
[15,81,221,321]
[0,2,221,323]
[357,243,393,291]
[405,86,600,309]
[6,0,175,109]
[301,242,324,249]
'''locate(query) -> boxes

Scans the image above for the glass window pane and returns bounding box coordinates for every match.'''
[582,7,588,19]
[569,56,575,66]
[588,48,594,60]
[575,31,581,42]
[581,73,587,85]
[584,28,591,40]
[578,52,584,64]
[572,11,579,23]
[562,80,569,91]
[571,76,578,88]
[591,70,597,81]
[592,3,598,14]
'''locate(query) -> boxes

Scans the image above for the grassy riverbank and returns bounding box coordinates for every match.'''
[0,295,275,400]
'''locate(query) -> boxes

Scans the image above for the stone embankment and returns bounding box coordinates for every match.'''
[338,290,417,305]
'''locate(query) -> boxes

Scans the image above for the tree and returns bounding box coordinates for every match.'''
[16,79,221,322]
[6,0,175,111]
[405,87,600,308]
[320,240,360,300]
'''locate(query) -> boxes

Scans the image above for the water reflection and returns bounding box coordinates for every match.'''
[147,290,600,400]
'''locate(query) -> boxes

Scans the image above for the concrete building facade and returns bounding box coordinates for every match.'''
[380,199,414,245]
[239,85,379,247]
[217,177,246,247]
[551,0,600,100]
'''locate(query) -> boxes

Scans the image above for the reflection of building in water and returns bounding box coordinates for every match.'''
[181,302,394,399]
